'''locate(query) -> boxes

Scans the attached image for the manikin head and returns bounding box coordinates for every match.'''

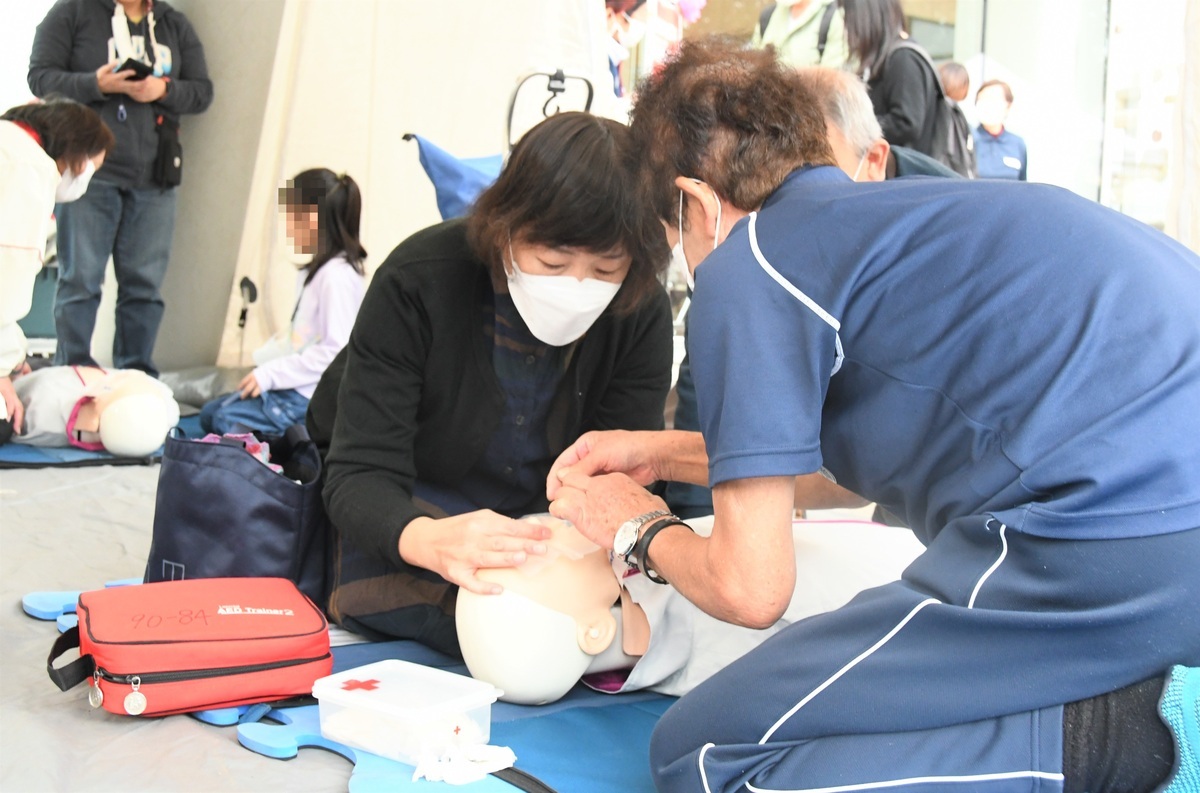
[69,369,180,456]
[456,515,641,705]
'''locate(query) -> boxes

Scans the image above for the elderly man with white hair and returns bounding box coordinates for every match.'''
[794,65,961,181]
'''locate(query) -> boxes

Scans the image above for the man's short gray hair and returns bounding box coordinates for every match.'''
[795,67,884,157]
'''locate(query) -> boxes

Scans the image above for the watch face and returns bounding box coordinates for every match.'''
[613,521,639,557]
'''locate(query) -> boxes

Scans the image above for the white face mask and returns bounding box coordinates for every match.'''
[616,15,645,48]
[975,96,1009,129]
[56,159,96,203]
[851,152,867,182]
[506,242,622,347]
[607,34,632,64]
[677,181,722,292]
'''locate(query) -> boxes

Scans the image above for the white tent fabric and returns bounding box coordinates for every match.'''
[215,0,623,369]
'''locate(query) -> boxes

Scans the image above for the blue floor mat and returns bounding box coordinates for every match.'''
[24,578,671,791]
[0,414,203,468]
[236,639,675,792]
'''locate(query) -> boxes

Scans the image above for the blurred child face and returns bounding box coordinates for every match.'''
[284,206,319,255]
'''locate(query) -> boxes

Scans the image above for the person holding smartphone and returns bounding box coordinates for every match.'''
[27,0,213,377]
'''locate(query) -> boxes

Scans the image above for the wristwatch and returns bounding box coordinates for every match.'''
[628,515,693,585]
[612,510,670,562]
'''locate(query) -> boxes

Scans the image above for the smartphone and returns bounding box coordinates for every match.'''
[115,58,154,81]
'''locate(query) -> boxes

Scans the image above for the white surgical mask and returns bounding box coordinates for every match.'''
[616,14,645,48]
[56,160,96,203]
[506,242,622,347]
[607,35,632,64]
[677,180,722,291]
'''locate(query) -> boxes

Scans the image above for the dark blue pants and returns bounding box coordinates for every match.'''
[651,516,1200,792]
[53,180,177,376]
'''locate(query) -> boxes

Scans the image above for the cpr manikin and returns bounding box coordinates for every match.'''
[457,514,925,705]
[456,515,643,705]
[12,366,180,456]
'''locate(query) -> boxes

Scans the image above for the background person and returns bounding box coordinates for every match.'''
[307,112,674,656]
[842,0,940,156]
[751,0,848,69]
[199,169,366,436]
[937,59,970,103]
[28,0,213,376]
[549,37,1199,793]
[974,78,1028,180]
[0,99,113,444]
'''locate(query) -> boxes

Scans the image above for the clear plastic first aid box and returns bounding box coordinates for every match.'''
[312,659,501,765]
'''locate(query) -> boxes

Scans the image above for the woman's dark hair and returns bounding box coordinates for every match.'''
[278,168,366,282]
[467,111,669,314]
[842,0,908,79]
[628,36,836,226]
[1,96,115,172]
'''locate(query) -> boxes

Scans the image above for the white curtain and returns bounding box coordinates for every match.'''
[215,0,619,368]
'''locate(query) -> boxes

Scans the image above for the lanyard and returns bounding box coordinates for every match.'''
[111,2,160,72]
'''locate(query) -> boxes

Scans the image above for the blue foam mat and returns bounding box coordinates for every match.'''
[231,640,674,792]
[27,576,673,790]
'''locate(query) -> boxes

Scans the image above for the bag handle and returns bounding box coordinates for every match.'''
[282,422,312,451]
[47,626,95,692]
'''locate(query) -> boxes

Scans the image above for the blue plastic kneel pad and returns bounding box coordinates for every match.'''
[238,705,516,792]
[22,577,143,621]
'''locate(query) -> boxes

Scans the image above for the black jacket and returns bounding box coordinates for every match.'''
[308,219,674,571]
[28,0,213,188]
[868,44,939,153]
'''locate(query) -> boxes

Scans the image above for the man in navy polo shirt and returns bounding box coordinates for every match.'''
[547,38,1199,792]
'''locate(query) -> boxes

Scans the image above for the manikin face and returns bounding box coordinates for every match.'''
[456,515,627,705]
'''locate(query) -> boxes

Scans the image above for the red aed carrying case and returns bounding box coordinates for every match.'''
[47,577,332,717]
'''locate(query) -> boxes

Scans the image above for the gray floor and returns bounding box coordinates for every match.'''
[0,465,353,792]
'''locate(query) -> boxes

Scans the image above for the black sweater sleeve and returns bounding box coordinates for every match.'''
[323,259,434,571]
[870,47,937,150]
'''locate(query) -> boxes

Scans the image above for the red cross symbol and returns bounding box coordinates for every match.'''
[341,678,380,691]
[453,725,462,735]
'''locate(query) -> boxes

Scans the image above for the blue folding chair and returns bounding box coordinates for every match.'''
[404,70,594,220]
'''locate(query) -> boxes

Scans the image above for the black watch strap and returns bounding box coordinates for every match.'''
[629,516,693,585]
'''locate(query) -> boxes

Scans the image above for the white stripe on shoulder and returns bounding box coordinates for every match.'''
[747,212,845,375]
[747,212,840,332]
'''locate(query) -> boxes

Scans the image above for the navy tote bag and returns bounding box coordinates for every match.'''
[144,423,331,607]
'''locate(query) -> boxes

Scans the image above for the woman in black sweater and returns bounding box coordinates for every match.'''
[843,0,940,155]
[307,112,674,654]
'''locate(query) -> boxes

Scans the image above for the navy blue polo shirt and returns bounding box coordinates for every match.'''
[974,125,1028,180]
[688,166,1200,543]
